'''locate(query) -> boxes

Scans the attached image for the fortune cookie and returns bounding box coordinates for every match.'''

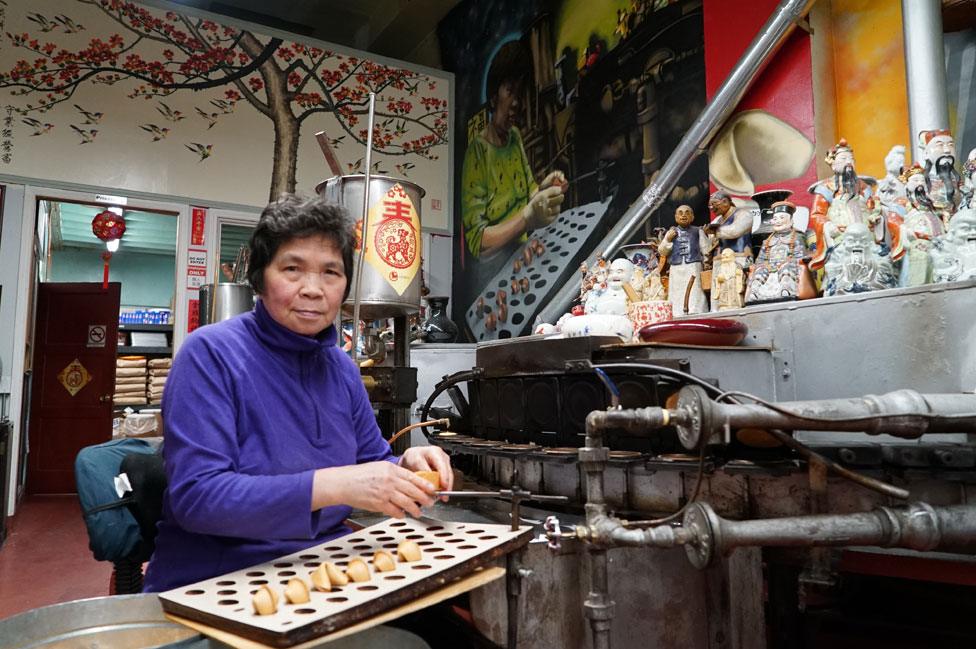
[346,558,371,582]
[414,470,441,491]
[397,540,422,562]
[284,577,310,604]
[373,550,396,572]
[252,584,279,615]
[310,563,332,592]
[324,561,349,586]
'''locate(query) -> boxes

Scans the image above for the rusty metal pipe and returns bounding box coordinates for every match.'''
[575,512,690,549]
[682,502,976,569]
[669,386,976,450]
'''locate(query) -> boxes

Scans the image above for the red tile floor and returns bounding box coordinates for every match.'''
[0,495,112,620]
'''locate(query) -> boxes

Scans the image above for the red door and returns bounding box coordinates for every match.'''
[28,282,121,494]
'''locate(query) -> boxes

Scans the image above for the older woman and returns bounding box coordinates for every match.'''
[143,195,452,592]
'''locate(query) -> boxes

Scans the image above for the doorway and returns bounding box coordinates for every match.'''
[22,193,180,495]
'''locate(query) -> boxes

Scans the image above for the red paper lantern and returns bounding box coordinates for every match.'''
[91,209,126,288]
[91,209,126,241]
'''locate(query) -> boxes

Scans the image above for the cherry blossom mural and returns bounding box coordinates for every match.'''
[0,0,451,220]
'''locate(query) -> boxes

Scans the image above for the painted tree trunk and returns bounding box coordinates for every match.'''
[239,32,300,201]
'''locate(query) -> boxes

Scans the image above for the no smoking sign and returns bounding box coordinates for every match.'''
[87,324,107,348]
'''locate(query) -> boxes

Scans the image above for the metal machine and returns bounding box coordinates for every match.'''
[407,278,976,648]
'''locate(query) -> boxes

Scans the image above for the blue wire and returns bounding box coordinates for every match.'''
[593,367,621,399]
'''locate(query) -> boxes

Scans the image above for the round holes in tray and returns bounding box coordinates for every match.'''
[217,599,239,606]
[384,574,406,580]
[296,607,319,614]
[184,589,205,596]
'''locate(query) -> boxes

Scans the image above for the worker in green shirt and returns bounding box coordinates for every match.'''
[461,41,567,265]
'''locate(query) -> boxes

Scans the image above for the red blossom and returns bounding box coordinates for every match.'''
[248,76,264,91]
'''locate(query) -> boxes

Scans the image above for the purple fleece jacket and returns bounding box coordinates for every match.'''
[143,299,394,592]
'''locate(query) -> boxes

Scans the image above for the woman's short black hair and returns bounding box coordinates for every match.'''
[486,40,529,109]
[247,194,355,301]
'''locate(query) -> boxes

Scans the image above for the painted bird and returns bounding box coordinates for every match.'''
[208,99,235,114]
[73,104,102,124]
[26,12,58,32]
[194,107,219,129]
[21,117,53,136]
[329,135,345,148]
[156,101,184,123]
[54,14,85,33]
[394,162,415,177]
[185,142,212,161]
[140,123,170,141]
[70,124,97,144]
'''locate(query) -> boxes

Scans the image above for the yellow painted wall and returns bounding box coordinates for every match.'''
[829,0,911,177]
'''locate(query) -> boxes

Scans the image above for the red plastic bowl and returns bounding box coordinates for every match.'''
[637,318,748,346]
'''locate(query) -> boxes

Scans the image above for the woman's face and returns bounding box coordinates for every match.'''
[260,234,347,336]
[491,81,520,136]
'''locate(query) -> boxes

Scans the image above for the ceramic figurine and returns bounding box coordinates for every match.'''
[807,139,884,272]
[931,206,976,283]
[751,189,792,250]
[744,201,808,305]
[713,248,745,310]
[961,148,976,211]
[704,191,753,311]
[559,257,636,340]
[919,129,962,218]
[895,164,945,286]
[822,222,896,296]
[658,204,711,315]
[877,145,908,212]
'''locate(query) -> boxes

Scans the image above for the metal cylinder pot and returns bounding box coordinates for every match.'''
[316,175,426,319]
[198,283,255,326]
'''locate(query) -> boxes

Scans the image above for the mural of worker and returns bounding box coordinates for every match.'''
[460,40,567,286]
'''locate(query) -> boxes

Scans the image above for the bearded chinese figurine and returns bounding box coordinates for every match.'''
[919,129,963,218]
[658,204,711,315]
[895,164,945,286]
[703,191,753,311]
[877,144,908,213]
[713,248,745,310]
[807,139,884,271]
[744,201,808,305]
[930,206,976,283]
[822,222,896,296]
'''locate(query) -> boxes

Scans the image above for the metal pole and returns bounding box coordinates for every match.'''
[901,0,950,163]
[537,0,816,324]
[350,92,376,362]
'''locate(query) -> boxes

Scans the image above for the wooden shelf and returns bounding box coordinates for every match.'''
[118,346,173,355]
[113,402,162,412]
[119,324,173,332]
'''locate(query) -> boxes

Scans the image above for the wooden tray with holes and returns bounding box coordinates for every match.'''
[158,518,533,647]
[465,197,613,341]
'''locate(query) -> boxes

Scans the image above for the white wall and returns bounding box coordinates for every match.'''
[0,184,26,398]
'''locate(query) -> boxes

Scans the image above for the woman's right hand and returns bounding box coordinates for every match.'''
[312,462,436,518]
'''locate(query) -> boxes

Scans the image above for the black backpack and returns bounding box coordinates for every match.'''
[75,438,167,563]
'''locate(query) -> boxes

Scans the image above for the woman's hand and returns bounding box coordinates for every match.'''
[398,446,454,499]
[312,461,436,518]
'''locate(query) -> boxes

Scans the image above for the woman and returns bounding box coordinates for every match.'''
[461,40,566,278]
[143,195,452,592]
